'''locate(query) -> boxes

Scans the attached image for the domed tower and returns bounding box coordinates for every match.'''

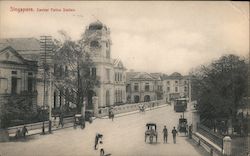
[84,21,111,59]
[83,21,114,110]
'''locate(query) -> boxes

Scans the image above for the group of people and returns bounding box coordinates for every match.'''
[162,126,178,144]
[15,126,28,140]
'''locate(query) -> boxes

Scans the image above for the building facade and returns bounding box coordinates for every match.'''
[162,72,190,102]
[83,21,127,109]
[126,72,163,103]
[0,46,38,112]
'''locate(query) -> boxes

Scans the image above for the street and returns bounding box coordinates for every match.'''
[0,104,208,156]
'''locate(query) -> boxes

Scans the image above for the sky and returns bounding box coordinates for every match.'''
[0,1,249,75]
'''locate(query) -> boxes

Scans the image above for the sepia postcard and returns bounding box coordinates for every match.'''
[0,1,249,156]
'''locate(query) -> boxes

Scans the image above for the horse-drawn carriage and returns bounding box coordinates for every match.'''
[145,123,158,143]
[178,118,188,135]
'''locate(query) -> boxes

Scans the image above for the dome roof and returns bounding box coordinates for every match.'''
[89,20,104,30]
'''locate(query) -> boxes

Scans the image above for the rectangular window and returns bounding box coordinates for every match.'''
[145,83,150,91]
[175,81,178,84]
[167,87,170,92]
[12,71,17,75]
[106,69,110,81]
[120,73,122,81]
[175,87,178,92]
[184,86,187,92]
[167,81,170,85]
[28,77,33,92]
[134,83,139,92]
[28,72,33,76]
[92,67,96,77]
[11,77,17,94]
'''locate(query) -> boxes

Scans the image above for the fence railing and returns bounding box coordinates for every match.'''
[7,117,74,136]
[197,123,224,149]
[192,132,223,156]
[97,100,165,117]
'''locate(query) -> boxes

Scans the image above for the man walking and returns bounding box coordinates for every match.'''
[58,112,64,128]
[94,133,103,150]
[162,125,168,143]
[172,127,178,144]
[22,126,28,139]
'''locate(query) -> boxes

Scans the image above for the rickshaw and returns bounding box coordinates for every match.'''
[145,123,158,143]
[178,118,188,135]
[85,110,93,123]
[74,114,85,129]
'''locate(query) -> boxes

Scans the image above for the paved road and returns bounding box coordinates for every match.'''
[0,104,208,156]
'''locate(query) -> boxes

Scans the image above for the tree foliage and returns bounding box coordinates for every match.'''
[190,54,248,122]
[0,96,41,128]
[51,31,100,112]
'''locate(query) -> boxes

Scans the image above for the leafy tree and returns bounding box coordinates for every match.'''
[190,54,248,125]
[50,31,100,113]
[0,96,37,128]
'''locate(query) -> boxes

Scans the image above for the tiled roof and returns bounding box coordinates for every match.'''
[150,73,163,80]
[0,38,40,51]
[127,72,156,81]
[0,38,41,61]
[126,72,140,81]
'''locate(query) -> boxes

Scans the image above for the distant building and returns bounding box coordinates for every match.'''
[126,72,163,103]
[162,72,190,102]
[0,46,38,112]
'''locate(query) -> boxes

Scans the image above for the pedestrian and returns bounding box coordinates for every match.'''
[172,127,178,144]
[188,124,193,139]
[15,129,21,140]
[162,125,168,143]
[58,112,64,128]
[21,126,28,139]
[94,133,103,150]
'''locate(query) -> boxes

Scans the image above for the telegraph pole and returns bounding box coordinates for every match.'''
[40,36,53,134]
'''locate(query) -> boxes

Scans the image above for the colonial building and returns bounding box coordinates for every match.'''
[0,46,38,112]
[162,72,190,102]
[83,21,127,108]
[126,72,162,103]
[0,21,127,116]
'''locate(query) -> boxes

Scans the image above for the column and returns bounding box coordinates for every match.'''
[93,96,99,117]
[223,136,232,156]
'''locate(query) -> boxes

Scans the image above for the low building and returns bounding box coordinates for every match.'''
[126,72,162,103]
[0,46,38,112]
